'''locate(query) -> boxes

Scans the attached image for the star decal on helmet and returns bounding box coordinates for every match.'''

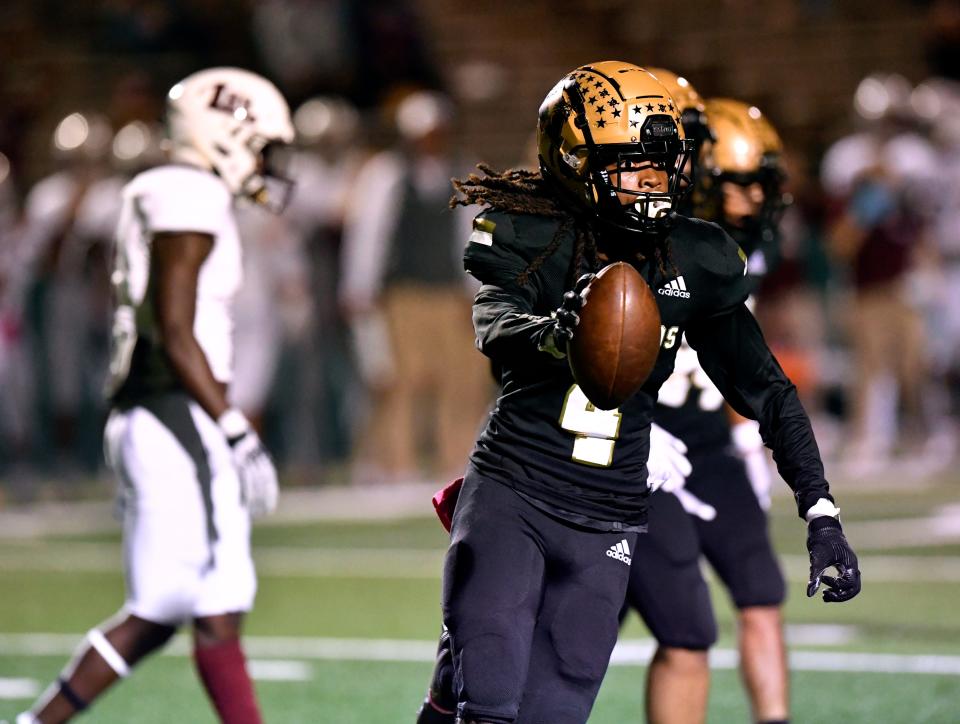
[659,103,666,111]
[537,61,695,239]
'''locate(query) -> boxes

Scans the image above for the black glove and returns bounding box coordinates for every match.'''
[806,516,861,603]
[552,289,583,345]
[539,273,595,358]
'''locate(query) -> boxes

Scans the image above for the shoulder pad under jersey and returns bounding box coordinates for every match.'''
[126,165,232,236]
[463,210,569,288]
[674,215,752,314]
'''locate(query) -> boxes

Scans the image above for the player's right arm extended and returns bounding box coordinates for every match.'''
[473,283,572,367]
[151,230,229,419]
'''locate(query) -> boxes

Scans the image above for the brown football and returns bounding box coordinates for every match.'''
[568,262,661,410]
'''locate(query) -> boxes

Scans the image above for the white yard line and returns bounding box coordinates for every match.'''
[843,509,960,549]
[0,633,958,676]
[0,677,40,700]
[784,624,859,646]
[247,660,313,681]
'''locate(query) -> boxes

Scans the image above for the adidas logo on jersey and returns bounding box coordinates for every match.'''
[606,539,632,565]
[658,276,691,299]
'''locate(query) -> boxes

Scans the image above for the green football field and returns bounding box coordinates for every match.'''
[1,475,959,722]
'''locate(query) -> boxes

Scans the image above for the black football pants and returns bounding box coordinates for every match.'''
[442,468,635,723]
[625,448,785,649]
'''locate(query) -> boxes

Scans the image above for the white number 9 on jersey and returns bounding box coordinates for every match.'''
[559,384,623,466]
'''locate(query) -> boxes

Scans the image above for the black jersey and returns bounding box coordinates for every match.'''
[652,223,781,451]
[463,210,831,531]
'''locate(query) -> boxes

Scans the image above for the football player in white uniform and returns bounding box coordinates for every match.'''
[18,67,294,724]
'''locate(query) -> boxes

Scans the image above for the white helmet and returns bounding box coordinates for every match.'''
[166,67,295,212]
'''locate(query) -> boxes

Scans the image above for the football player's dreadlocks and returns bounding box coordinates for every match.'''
[451,164,674,288]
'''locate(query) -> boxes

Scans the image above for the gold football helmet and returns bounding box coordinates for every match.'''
[646,68,711,143]
[702,98,783,177]
[537,61,695,238]
[696,98,786,232]
[646,68,713,205]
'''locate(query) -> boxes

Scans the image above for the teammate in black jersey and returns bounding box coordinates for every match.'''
[624,84,796,724]
[430,61,859,724]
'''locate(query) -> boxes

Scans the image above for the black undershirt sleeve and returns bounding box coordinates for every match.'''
[685,302,833,519]
[472,283,567,370]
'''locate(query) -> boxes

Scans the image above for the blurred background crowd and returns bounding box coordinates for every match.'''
[1,0,960,499]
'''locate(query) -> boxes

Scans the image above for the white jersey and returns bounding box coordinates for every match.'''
[108,165,242,398]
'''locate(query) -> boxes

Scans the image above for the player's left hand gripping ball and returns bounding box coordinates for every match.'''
[219,409,279,518]
[539,274,594,358]
[806,516,861,602]
[554,274,596,346]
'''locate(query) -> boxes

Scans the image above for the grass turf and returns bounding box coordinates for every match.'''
[2,481,960,721]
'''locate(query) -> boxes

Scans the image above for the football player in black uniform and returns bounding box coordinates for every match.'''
[624,85,797,724]
[431,61,859,724]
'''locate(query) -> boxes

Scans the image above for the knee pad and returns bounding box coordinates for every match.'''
[422,628,457,716]
[548,587,621,684]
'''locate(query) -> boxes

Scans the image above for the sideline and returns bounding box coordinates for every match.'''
[4,486,960,554]
[3,542,960,582]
